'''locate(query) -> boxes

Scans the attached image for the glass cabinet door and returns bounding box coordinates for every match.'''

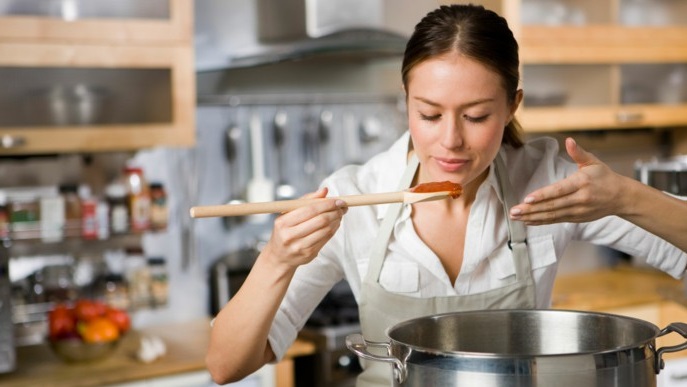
[0,67,172,128]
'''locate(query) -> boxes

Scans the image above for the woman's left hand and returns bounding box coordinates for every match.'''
[509,137,624,225]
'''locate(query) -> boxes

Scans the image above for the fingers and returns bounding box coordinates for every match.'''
[520,173,582,205]
[267,193,347,267]
[300,187,328,200]
[566,137,599,168]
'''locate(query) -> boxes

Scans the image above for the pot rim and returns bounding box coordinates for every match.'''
[385,309,661,358]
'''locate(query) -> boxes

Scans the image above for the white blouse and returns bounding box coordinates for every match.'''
[267,131,687,360]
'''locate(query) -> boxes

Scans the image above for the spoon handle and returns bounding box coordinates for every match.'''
[190,192,405,218]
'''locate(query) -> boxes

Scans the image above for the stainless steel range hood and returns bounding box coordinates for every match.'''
[194,0,435,72]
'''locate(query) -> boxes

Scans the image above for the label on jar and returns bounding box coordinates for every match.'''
[111,203,129,234]
[40,196,65,242]
[81,198,98,240]
[130,195,151,232]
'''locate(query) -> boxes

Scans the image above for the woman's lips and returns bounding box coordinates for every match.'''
[434,157,468,172]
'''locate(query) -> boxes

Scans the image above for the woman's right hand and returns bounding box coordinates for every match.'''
[262,187,347,270]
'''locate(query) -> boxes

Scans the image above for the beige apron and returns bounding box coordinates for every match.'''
[356,154,536,387]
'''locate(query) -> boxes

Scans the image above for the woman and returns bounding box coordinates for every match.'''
[510,136,687,252]
[206,5,687,386]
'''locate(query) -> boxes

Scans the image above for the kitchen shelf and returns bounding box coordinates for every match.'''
[1,232,143,257]
[475,0,687,136]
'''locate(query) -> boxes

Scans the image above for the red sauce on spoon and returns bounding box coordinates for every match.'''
[409,181,462,198]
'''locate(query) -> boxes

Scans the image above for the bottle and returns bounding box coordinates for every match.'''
[39,193,65,243]
[0,193,9,239]
[149,182,168,231]
[123,167,151,233]
[147,257,168,307]
[124,247,150,309]
[96,200,110,240]
[8,192,40,240]
[106,183,129,234]
[59,184,81,238]
[79,185,98,240]
[101,273,130,310]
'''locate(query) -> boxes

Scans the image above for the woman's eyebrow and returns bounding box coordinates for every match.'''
[412,96,494,109]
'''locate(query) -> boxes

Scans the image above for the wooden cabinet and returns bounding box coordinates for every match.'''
[0,0,195,155]
[465,0,687,133]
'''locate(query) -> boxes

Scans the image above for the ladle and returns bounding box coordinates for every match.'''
[223,121,246,229]
[273,110,297,200]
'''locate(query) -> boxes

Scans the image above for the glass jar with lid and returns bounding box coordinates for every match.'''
[123,167,151,233]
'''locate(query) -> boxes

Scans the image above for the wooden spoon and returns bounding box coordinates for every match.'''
[190,181,461,218]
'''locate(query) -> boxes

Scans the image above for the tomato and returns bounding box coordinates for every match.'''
[74,299,106,322]
[48,304,76,340]
[105,307,131,334]
[79,317,120,343]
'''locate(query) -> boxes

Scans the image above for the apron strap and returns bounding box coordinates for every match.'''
[365,155,419,283]
[493,153,532,281]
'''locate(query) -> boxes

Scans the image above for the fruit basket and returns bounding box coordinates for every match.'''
[47,299,131,364]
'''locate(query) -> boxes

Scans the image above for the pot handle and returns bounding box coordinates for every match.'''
[655,322,687,373]
[345,333,408,383]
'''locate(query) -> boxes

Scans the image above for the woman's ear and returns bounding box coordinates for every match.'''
[509,89,524,119]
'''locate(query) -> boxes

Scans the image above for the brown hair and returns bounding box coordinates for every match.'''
[402,4,523,147]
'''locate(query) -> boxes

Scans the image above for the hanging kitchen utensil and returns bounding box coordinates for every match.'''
[318,109,334,176]
[222,117,246,229]
[273,110,297,200]
[246,112,275,223]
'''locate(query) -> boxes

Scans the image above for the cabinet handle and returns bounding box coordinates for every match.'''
[615,111,644,123]
[1,135,26,149]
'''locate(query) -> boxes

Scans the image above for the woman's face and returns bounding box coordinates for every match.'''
[406,52,520,194]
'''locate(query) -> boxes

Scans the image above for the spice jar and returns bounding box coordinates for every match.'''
[101,273,130,310]
[8,192,40,239]
[59,184,81,238]
[123,167,151,233]
[125,247,150,309]
[106,183,129,235]
[147,257,168,307]
[0,194,9,239]
[79,185,98,240]
[149,182,168,231]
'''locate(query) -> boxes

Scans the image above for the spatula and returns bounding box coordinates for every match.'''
[190,181,462,218]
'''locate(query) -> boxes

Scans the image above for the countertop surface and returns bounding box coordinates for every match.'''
[0,317,316,387]
[551,264,685,311]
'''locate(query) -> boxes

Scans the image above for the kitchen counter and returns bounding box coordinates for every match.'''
[0,317,316,387]
[551,264,685,311]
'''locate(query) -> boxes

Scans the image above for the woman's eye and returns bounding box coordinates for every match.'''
[465,114,489,123]
[420,113,441,121]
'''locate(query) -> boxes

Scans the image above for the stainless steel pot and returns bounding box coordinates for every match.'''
[635,157,687,196]
[346,309,687,386]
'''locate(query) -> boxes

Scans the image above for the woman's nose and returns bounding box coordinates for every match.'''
[440,119,463,149]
